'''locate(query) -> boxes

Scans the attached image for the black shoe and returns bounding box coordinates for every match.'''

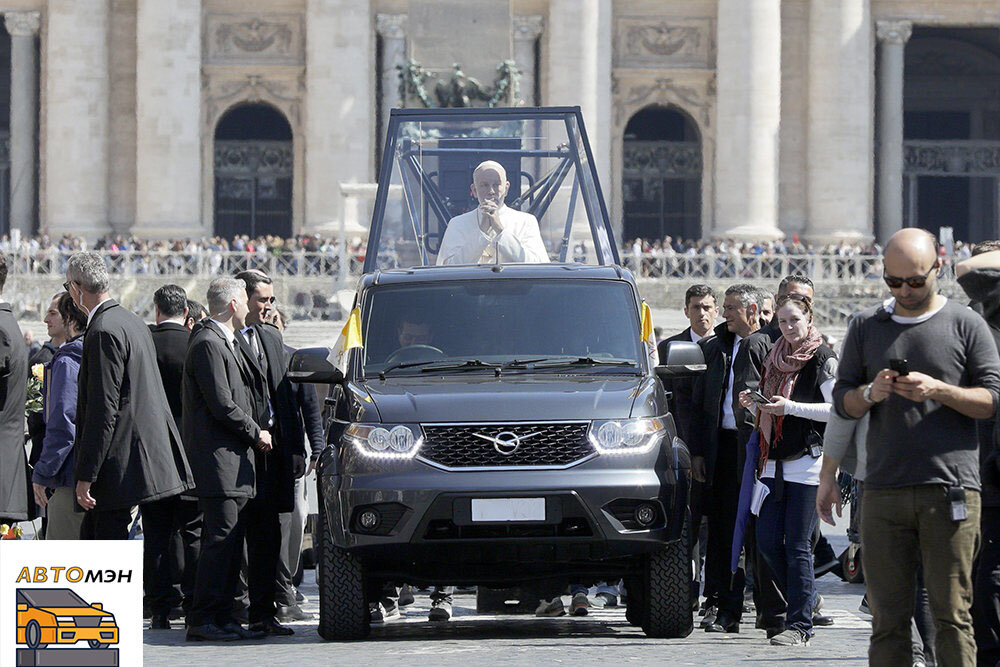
[249,617,295,636]
[398,584,415,607]
[294,588,306,603]
[186,623,241,642]
[812,613,834,627]
[168,606,184,620]
[705,613,740,633]
[220,622,267,640]
[149,614,170,630]
[276,604,313,622]
[232,608,249,625]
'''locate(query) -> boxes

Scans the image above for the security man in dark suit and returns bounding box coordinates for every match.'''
[65,252,193,540]
[144,284,202,629]
[183,277,272,642]
[658,284,717,613]
[0,254,29,524]
[232,270,304,636]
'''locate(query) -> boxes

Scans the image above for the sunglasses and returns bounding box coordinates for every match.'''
[775,292,811,307]
[62,281,76,292]
[882,264,937,289]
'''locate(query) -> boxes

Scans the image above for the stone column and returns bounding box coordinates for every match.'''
[132,0,202,238]
[713,0,782,240]
[546,0,612,206]
[306,0,374,236]
[376,14,406,144]
[44,0,110,237]
[804,0,873,243]
[5,11,39,236]
[513,15,543,106]
[876,20,912,242]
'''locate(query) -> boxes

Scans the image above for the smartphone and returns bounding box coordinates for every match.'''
[748,390,771,405]
[890,358,909,376]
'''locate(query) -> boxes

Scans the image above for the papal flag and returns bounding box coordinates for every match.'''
[640,300,658,368]
[333,307,363,372]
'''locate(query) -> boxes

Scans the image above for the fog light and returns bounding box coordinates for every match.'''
[358,509,380,531]
[635,504,656,527]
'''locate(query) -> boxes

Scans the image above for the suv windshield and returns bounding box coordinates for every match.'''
[362,279,643,376]
[366,108,617,272]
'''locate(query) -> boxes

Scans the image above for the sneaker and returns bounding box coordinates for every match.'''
[699,605,717,629]
[535,597,566,617]
[770,629,809,646]
[428,599,452,622]
[858,595,870,616]
[594,592,618,608]
[370,598,400,623]
[398,584,415,607]
[571,592,590,616]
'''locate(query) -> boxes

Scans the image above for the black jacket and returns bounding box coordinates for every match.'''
[0,303,29,521]
[74,300,193,509]
[182,320,261,498]
[658,327,713,445]
[958,267,1000,507]
[286,343,327,460]
[27,341,58,466]
[149,321,190,429]
[690,322,772,482]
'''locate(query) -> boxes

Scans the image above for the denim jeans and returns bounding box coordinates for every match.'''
[755,478,819,636]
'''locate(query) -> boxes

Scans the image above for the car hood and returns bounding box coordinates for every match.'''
[360,374,649,423]
[41,607,112,619]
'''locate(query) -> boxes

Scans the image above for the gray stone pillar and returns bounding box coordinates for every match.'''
[876,20,912,242]
[714,0,782,240]
[805,0,873,244]
[376,14,406,143]
[5,11,39,236]
[513,15,543,106]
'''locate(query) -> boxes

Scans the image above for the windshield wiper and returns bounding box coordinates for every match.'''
[419,359,503,375]
[527,356,640,371]
[379,359,452,379]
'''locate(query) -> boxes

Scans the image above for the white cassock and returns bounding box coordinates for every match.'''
[436,205,550,265]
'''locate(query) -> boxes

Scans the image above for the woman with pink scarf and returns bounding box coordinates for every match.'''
[739,294,838,647]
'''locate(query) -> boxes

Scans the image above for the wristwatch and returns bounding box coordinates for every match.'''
[862,383,875,404]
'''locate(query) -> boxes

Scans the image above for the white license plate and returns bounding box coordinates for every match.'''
[471,498,546,522]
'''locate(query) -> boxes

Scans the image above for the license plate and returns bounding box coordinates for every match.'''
[471,498,546,522]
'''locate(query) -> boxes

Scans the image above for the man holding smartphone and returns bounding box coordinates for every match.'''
[820,228,1000,665]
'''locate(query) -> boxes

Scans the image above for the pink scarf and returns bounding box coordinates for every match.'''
[757,325,823,468]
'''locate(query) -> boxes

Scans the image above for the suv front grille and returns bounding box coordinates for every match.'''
[418,422,593,469]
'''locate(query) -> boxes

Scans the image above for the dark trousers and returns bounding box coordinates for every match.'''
[756,479,818,636]
[80,506,133,540]
[704,429,744,620]
[689,479,714,603]
[190,496,248,627]
[862,485,981,666]
[143,496,201,616]
[973,506,1000,666]
[244,495,281,624]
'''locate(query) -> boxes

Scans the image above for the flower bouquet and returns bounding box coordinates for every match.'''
[0,523,23,539]
[25,363,43,419]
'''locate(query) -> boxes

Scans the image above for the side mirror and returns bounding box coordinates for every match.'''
[655,340,706,380]
[91,602,102,609]
[288,348,345,384]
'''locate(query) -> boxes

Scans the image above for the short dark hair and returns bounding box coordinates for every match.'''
[778,274,814,294]
[186,299,207,322]
[234,269,273,298]
[57,291,87,333]
[972,241,1000,256]
[684,284,716,308]
[153,284,188,319]
[0,254,7,294]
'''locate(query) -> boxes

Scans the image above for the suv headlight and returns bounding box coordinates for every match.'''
[56,616,74,624]
[588,417,666,455]
[345,423,423,459]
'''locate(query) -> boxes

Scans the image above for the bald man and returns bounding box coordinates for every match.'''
[436,160,549,265]
[822,228,1000,665]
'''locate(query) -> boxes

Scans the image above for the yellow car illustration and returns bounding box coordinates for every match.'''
[16,588,119,649]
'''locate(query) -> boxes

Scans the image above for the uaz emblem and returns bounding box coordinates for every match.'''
[472,430,539,456]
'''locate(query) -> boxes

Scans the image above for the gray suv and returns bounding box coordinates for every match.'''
[290,107,704,640]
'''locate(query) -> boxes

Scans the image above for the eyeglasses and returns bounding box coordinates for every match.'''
[882,264,937,289]
[62,281,74,292]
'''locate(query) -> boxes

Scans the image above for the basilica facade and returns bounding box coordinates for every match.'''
[0,0,997,245]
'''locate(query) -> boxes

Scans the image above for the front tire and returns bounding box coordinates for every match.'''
[317,492,370,640]
[25,620,46,649]
[642,519,693,638]
[88,640,109,648]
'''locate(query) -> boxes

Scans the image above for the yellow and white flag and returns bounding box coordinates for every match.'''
[640,301,658,368]
[333,307,363,373]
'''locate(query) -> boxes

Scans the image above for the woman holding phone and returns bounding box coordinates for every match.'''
[739,294,837,646]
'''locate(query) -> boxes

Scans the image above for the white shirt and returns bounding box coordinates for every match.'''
[436,205,549,265]
[690,328,707,343]
[721,335,742,430]
[85,297,113,329]
[760,378,835,486]
[208,318,237,350]
[883,297,948,324]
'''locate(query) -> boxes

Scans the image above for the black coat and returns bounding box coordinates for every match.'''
[247,324,307,513]
[658,327,713,445]
[74,301,193,510]
[286,344,327,460]
[182,320,262,498]
[149,321,190,429]
[690,322,772,482]
[0,303,28,521]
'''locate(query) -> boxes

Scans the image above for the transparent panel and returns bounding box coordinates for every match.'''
[370,111,614,270]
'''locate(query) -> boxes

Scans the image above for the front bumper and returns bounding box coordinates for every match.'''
[20,625,119,646]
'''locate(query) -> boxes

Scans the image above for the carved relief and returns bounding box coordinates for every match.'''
[204,73,304,130]
[614,77,713,129]
[205,14,304,65]
[615,18,712,69]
